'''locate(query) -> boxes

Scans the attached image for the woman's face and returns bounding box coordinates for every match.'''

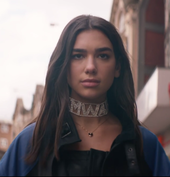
[67,29,120,103]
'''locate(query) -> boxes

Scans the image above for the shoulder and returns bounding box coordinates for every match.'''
[139,126,170,176]
[139,126,158,145]
[14,122,36,142]
[0,123,37,176]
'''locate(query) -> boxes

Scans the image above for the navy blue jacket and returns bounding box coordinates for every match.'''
[0,122,170,176]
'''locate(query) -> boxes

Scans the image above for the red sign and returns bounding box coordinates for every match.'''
[158,136,164,147]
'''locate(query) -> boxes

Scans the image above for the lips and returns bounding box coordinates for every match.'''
[81,79,100,87]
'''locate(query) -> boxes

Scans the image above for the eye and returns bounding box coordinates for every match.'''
[98,54,110,60]
[71,54,84,60]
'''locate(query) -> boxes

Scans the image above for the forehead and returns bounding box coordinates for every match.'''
[73,29,113,49]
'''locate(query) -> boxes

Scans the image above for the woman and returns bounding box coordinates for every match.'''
[0,15,170,176]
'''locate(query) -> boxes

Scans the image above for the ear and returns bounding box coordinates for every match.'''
[114,63,121,78]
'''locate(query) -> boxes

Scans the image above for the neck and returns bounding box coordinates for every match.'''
[71,111,112,128]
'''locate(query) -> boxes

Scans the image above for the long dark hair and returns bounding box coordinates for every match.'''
[26,15,141,165]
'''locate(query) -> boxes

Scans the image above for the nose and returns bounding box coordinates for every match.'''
[84,56,97,75]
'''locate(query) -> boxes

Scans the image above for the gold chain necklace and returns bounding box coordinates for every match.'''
[74,118,109,137]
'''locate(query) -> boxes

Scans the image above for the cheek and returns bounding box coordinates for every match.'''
[100,65,116,90]
[101,64,115,79]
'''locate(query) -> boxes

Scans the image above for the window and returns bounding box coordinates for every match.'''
[0,138,8,148]
[0,124,9,133]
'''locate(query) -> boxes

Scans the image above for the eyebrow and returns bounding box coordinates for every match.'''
[72,47,113,53]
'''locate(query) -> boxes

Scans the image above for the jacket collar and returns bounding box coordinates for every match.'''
[58,108,136,151]
[58,115,81,151]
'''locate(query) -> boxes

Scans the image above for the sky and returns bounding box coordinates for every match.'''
[0,0,113,122]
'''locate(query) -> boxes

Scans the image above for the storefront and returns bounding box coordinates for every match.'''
[137,67,170,158]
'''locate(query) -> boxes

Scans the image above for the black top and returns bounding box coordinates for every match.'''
[52,149,109,176]
[26,112,152,176]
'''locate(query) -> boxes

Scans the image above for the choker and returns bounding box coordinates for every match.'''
[69,97,108,117]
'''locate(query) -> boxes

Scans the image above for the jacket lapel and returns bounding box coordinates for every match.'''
[58,115,81,151]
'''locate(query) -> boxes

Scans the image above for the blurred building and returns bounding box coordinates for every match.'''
[110,0,170,158]
[165,0,170,67]
[110,0,165,96]
[0,121,12,159]
[12,85,44,139]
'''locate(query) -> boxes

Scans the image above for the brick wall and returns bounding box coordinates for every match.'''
[0,122,12,153]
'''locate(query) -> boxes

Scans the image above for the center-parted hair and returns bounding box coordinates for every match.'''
[25,15,141,165]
